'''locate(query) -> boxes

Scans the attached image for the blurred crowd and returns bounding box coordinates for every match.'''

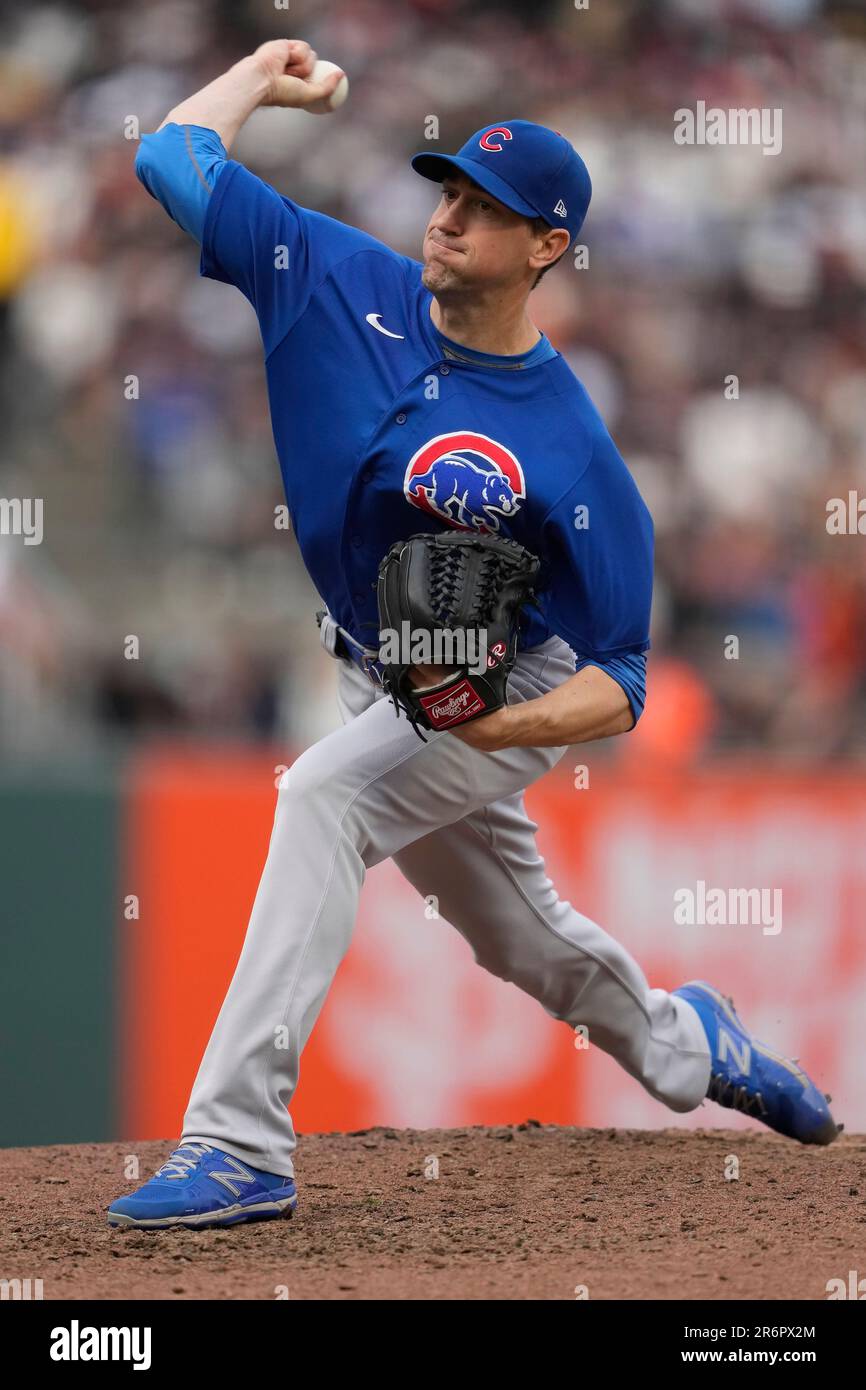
[1,0,865,761]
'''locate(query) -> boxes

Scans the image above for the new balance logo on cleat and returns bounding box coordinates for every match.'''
[717,1027,751,1075]
[208,1156,258,1198]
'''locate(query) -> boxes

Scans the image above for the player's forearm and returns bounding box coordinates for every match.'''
[506,665,634,747]
[159,55,270,151]
[454,664,634,752]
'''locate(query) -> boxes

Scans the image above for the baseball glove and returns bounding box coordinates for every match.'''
[376,530,541,739]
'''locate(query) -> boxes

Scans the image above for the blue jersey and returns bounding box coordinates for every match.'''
[136,126,653,721]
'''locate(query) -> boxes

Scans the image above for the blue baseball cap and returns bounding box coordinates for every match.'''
[411,119,591,245]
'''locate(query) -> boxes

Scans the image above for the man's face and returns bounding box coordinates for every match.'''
[421,173,537,294]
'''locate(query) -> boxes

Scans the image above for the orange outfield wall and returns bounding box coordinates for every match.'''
[119,748,866,1143]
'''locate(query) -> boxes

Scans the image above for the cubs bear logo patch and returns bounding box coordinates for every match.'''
[403,431,526,534]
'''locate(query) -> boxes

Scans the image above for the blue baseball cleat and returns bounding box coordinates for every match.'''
[107,1141,298,1229]
[674,981,841,1145]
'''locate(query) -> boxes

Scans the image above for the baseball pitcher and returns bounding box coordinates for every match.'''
[108,39,838,1230]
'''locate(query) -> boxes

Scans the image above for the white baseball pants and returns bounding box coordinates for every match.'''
[182,635,711,1177]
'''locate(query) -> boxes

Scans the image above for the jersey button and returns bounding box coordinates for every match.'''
[395,412,407,424]
[439,365,451,375]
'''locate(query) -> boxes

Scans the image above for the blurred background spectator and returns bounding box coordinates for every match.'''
[1,0,865,762]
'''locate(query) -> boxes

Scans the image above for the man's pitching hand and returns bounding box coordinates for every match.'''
[254,40,345,110]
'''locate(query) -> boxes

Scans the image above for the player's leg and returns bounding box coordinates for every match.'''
[177,642,575,1180]
[391,792,711,1113]
[393,795,839,1145]
[111,655,549,1226]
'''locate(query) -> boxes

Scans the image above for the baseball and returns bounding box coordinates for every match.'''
[306,59,349,114]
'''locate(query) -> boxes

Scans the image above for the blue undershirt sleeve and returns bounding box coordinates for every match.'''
[575,650,648,728]
[134,123,228,242]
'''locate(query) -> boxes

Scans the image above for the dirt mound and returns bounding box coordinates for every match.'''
[1,1125,863,1300]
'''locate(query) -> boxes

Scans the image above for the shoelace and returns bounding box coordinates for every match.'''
[154,1142,215,1180]
[708,1073,769,1119]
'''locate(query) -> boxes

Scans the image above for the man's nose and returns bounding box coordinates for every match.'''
[435,195,464,233]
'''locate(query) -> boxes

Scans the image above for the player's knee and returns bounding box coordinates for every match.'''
[274,745,385,863]
[275,750,337,813]
[274,747,367,844]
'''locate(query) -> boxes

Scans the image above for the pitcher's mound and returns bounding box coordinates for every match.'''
[2,1124,860,1300]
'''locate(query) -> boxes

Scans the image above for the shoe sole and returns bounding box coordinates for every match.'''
[107,1192,298,1230]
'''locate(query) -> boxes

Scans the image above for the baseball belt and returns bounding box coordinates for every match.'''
[316,609,384,685]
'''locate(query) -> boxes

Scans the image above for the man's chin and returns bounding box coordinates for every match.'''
[422,259,464,292]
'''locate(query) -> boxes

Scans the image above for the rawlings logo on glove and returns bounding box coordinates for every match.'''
[418,680,488,728]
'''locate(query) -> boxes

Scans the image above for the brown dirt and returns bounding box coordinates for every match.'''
[2,1125,864,1300]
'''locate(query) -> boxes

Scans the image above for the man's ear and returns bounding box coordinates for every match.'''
[531,226,570,273]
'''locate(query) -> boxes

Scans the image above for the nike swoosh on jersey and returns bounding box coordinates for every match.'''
[365,312,405,340]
